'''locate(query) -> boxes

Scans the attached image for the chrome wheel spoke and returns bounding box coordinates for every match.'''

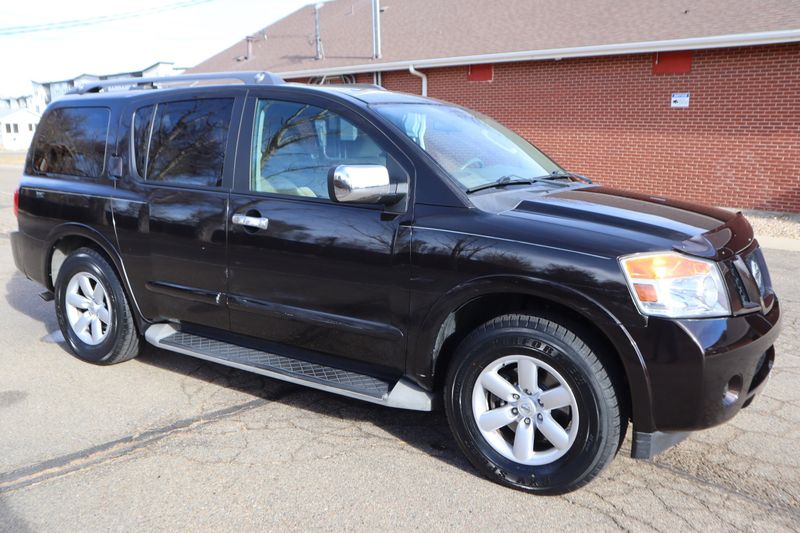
[74,312,91,334]
[97,307,111,324]
[538,413,570,450]
[78,275,94,298]
[512,419,535,462]
[517,358,537,393]
[477,406,516,432]
[90,317,103,343]
[92,282,106,305]
[480,371,518,402]
[66,293,91,309]
[539,386,571,411]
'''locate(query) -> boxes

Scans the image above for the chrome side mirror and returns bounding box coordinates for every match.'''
[327,165,404,205]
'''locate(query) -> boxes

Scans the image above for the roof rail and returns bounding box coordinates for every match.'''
[68,71,284,95]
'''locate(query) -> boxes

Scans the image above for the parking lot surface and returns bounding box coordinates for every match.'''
[1,164,798,531]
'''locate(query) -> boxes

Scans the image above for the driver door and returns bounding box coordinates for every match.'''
[226,92,414,375]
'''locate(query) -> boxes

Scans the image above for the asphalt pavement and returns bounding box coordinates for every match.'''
[1,164,798,532]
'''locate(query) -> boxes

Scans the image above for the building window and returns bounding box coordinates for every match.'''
[4,124,9,133]
[12,124,18,133]
[28,124,34,132]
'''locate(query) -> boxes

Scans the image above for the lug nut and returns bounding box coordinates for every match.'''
[512,394,520,400]
[511,408,518,415]
[537,399,544,407]
[524,417,531,425]
[537,413,543,421]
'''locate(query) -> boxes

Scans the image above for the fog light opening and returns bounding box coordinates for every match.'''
[723,375,743,407]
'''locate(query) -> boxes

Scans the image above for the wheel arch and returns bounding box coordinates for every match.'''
[45,223,147,333]
[412,275,654,431]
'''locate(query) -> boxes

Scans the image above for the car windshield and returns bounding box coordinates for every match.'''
[373,103,561,191]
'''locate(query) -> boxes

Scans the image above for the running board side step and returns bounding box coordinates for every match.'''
[144,324,434,411]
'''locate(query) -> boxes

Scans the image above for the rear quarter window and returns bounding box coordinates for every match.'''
[32,107,110,178]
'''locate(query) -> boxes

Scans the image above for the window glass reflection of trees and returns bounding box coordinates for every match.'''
[145,99,233,188]
[33,107,110,178]
[252,100,387,198]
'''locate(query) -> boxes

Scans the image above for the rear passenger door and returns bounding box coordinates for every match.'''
[112,89,244,329]
[226,91,414,375]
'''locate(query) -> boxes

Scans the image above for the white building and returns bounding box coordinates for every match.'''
[0,108,40,151]
[31,62,184,113]
[0,95,33,111]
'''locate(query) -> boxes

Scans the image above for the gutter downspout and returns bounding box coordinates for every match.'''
[408,65,427,96]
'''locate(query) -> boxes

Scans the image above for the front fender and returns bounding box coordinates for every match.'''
[408,274,655,432]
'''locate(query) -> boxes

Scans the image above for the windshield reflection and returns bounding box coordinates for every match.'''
[374,103,561,191]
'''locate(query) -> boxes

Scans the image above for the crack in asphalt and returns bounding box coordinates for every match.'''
[646,457,800,521]
[0,390,296,493]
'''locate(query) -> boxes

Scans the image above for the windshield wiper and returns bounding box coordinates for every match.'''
[543,170,593,184]
[465,175,537,194]
[465,171,592,194]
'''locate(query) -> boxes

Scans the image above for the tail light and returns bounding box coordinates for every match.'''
[13,188,19,218]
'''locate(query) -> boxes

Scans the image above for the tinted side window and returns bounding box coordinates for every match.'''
[251,100,388,199]
[143,99,233,188]
[32,107,110,178]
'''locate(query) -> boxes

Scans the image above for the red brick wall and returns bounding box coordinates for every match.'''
[377,44,800,212]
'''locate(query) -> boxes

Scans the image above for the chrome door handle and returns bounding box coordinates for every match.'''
[232,213,269,230]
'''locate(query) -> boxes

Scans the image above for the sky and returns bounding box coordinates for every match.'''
[0,0,315,96]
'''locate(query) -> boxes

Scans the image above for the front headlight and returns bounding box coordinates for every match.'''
[619,251,731,318]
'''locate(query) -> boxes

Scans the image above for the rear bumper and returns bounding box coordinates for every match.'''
[628,298,780,457]
[10,231,23,273]
[10,230,46,286]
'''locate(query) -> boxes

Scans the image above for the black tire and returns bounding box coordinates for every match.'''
[444,313,622,494]
[54,247,141,365]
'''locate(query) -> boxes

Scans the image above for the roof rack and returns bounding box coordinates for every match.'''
[68,71,284,95]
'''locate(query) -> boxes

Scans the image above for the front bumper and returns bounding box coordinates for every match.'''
[628,298,780,457]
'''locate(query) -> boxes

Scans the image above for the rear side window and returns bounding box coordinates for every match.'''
[32,107,110,178]
[133,98,233,188]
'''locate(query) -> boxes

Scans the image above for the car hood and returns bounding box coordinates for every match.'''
[471,185,754,260]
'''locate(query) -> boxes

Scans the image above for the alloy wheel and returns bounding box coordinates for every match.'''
[64,272,112,345]
[471,354,579,465]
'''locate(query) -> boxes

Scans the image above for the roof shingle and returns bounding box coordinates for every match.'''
[190,0,800,75]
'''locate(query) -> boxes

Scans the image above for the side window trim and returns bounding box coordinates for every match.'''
[142,104,157,179]
[131,104,157,180]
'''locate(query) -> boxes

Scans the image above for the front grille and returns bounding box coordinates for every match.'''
[724,246,773,313]
[729,265,751,305]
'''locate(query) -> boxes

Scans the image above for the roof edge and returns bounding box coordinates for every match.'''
[276,29,800,78]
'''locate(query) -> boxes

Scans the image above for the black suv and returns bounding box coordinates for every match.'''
[11,72,780,494]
